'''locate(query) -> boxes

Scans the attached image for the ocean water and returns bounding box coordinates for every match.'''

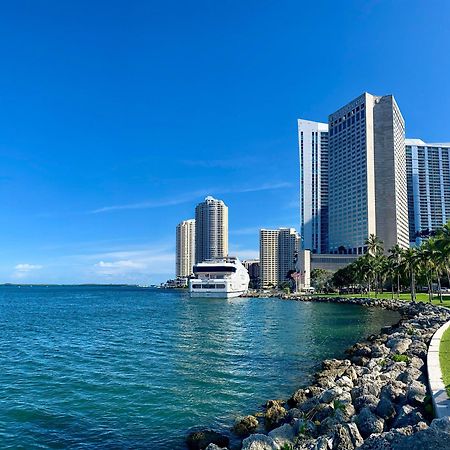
[0,286,400,449]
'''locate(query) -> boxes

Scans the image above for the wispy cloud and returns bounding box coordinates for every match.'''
[90,190,207,214]
[90,181,293,214]
[94,259,147,276]
[14,263,43,271]
[12,263,43,279]
[85,243,176,279]
[95,260,145,269]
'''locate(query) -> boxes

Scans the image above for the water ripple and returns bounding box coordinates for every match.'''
[0,286,399,449]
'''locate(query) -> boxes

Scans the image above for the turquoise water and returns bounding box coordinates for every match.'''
[0,286,399,449]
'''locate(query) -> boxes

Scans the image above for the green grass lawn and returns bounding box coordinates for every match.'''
[439,325,450,397]
[311,291,450,308]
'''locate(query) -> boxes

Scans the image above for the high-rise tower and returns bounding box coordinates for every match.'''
[327,92,409,254]
[298,119,329,253]
[176,219,196,277]
[195,196,228,263]
[406,138,450,244]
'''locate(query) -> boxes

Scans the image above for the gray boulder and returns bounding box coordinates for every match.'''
[314,404,334,422]
[399,417,450,450]
[288,388,309,407]
[376,396,396,420]
[359,417,450,450]
[268,423,295,447]
[353,394,379,412]
[320,387,343,404]
[380,380,407,403]
[351,381,382,400]
[313,435,333,450]
[407,341,428,359]
[344,365,358,381]
[393,405,424,428]
[233,415,259,436]
[319,413,348,435]
[331,423,363,450]
[408,356,424,370]
[396,367,423,384]
[335,375,354,390]
[264,400,286,431]
[386,337,412,354]
[370,343,389,358]
[186,430,230,450]
[285,407,303,422]
[241,433,280,450]
[299,397,320,415]
[356,407,385,438]
[406,381,427,406]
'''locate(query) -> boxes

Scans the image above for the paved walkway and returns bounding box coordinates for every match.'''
[428,319,450,418]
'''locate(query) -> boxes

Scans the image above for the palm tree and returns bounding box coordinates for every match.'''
[364,235,385,297]
[388,244,404,298]
[377,255,389,297]
[362,254,378,297]
[386,257,396,299]
[365,234,384,257]
[416,244,434,302]
[435,222,450,285]
[426,237,446,303]
[402,248,419,302]
[353,256,371,296]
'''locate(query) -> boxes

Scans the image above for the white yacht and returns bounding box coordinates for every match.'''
[189,257,250,298]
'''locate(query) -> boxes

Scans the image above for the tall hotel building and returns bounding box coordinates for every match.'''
[195,196,228,263]
[328,93,409,254]
[175,219,195,277]
[260,228,300,288]
[406,139,450,244]
[298,120,329,253]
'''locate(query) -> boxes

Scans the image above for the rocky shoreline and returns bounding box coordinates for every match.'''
[187,297,450,450]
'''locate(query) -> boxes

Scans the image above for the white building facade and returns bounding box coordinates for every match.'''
[176,219,196,278]
[195,196,228,263]
[298,119,329,253]
[406,139,450,245]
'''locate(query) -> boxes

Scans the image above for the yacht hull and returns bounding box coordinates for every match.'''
[189,290,245,298]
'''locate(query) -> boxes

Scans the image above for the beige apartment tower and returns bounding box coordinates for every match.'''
[328,92,409,254]
[176,219,196,277]
[260,229,279,288]
[195,196,228,263]
[260,228,300,288]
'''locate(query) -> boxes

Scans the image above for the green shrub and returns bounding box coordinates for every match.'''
[332,399,346,414]
[392,354,409,363]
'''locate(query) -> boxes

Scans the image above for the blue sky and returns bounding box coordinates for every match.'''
[0,0,449,284]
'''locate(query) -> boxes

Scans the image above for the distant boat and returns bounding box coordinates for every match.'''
[189,257,249,298]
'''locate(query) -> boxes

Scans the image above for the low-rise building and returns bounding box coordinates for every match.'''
[242,259,260,288]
